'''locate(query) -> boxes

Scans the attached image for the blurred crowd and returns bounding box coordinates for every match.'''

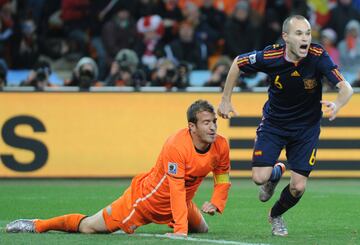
[1,0,360,91]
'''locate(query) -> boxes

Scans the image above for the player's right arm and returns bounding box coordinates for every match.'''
[162,145,188,235]
[218,58,241,119]
[218,48,266,119]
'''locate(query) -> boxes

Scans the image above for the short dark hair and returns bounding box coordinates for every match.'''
[282,15,308,33]
[187,100,215,123]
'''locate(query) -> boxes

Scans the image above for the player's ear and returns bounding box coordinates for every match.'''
[188,122,195,131]
[282,31,288,42]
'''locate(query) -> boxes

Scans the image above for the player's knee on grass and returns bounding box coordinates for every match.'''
[187,201,208,233]
[189,217,208,233]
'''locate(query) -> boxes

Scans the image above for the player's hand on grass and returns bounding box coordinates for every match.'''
[321,100,339,121]
[217,100,238,119]
[165,232,187,238]
[201,201,217,216]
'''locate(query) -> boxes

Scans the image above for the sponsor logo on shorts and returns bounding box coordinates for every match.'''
[254,150,262,156]
[168,162,178,174]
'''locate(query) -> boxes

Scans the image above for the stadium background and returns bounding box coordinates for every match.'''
[1,2,360,244]
[1,1,360,178]
[1,92,359,178]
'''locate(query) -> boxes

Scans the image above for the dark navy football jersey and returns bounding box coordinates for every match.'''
[237,43,345,129]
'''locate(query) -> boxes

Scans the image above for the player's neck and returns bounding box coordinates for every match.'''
[285,47,302,63]
[191,134,210,152]
[193,140,210,152]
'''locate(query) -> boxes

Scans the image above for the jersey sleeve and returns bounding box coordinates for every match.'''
[211,138,231,213]
[236,50,265,73]
[317,50,345,86]
[162,144,188,234]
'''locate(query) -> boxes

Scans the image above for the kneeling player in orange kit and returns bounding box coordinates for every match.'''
[6,100,231,237]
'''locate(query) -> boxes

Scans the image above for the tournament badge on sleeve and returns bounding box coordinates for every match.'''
[168,162,178,175]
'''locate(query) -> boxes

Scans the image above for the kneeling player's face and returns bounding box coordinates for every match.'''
[284,19,311,60]
[194,111,217,144]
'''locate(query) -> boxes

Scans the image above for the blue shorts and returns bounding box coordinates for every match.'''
[252,120,320,172]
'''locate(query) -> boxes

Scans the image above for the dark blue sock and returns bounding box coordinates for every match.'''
[269,164,282,182]
[271,184,302,217]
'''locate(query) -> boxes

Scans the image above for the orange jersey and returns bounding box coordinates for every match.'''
[127,128,230,234]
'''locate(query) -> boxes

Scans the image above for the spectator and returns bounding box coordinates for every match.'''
[0,0,15,66]
[338,20,360,84]
[105,48,146,87]
[37,1,69,60]
[0,58,7,88]
[135,14,165,74]
[65,57,103,90]
[200,0,226,41]
[326,0,360,44]
[150,58,189,89]
[87,1,110,81]
[352,71,360,87]
[12,16,40,69]
[155,0,183,43]
[20,60,55,90]
[101,3,137,64]
[223,1,261,59]
[176,61,191,89]
[17,0,46,29]
[133,0,158,20]
[288,0,310,17]
[182,2,219,57]
[261,9,282,47]
[320,28,340,65]
[213,0,239,15]
[203,56,231,89]
[164,21,207,69]
[61,0,91,60]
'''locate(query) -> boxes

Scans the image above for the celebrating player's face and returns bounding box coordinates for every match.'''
[192,111,217,145]
[283,18,311,61]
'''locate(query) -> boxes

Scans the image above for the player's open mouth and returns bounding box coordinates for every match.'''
[299,44,308,51]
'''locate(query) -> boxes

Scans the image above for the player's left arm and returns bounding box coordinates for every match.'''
[202,138,231,215]
[321,81,353,121]
[317,48,354,121]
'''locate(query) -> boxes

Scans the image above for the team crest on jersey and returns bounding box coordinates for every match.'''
[168,162,178,174]
[303,78,317,90]
[249,53,256,64]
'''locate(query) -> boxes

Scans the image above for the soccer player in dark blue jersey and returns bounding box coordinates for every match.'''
[218,15,353,236]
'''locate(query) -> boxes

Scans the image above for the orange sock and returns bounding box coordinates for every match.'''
[34,214,87,233]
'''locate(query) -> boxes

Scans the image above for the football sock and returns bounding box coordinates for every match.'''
[269,164,283,183]
[34,214,87,233]
[270,184,302,217]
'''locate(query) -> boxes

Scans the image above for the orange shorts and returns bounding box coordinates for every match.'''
[102,186,150,234]
[102,183,205,234]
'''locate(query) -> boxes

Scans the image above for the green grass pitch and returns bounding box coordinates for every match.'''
[0,178,359,245]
